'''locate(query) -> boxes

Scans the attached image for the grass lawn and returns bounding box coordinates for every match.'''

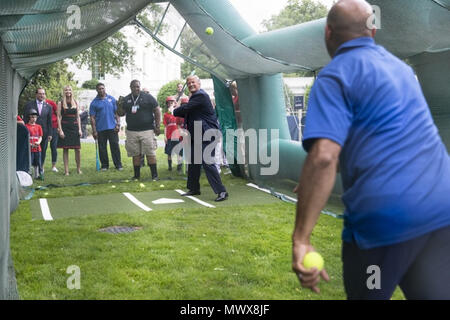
[10,140,405,300]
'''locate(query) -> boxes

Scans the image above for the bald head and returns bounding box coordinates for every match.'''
[325,0,376,57]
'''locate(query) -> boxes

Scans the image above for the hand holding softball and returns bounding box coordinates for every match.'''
[292,242,329,293]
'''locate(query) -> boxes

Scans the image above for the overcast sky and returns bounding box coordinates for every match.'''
[229,0,334,32]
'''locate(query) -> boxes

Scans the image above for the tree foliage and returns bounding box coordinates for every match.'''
[71,31,134,77]
[135,3,168,51]
[262,0,329,77]
[262,0,329,32]
[82,78,99,90]
[156,79,187,112]
[70,4,167,78]
[18,61,78,116]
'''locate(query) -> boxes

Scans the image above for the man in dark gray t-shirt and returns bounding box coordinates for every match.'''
[118,80,161,180]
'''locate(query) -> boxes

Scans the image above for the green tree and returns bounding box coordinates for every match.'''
[71,31,134,78]
[71,4,167,78]
[18,61,78,116]
[263,0,329,77]
[262,0,329,31]
[82,79,99,90]
[135,3,168,51]
[157,79,187,112]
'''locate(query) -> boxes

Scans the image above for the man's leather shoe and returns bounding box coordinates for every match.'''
[182,190,201,196]
[215,192,228,202]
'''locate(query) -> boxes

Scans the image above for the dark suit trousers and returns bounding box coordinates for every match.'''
[187,141,226,194]
[98,129,122,169]
[40,135,49,172]
[50,127,58,163]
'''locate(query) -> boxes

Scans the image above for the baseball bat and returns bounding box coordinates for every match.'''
[95,139,100,171]
[176,70,196,102]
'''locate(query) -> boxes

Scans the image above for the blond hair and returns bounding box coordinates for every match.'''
[61,85,78,109]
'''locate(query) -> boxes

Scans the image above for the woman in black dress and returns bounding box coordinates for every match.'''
[57,85,82,175]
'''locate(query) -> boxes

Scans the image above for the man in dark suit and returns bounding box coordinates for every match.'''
[24,87,52,175]
[173,75,228,202]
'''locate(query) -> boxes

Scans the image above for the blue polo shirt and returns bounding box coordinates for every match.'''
[303,37,450,249]
[89,94,117,132]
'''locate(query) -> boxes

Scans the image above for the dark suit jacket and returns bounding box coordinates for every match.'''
[24,100,53,138]
[173,89,219,140]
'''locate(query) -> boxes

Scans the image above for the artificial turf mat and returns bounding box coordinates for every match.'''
[30,184,281,220]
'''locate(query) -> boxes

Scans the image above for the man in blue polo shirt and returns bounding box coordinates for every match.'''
[292,0,450,299]
[90,83,123,171]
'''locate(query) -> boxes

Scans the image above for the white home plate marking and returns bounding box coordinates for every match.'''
[123,193,152,211]
[39,199,53,221]
[152,198,185,204]
[175,189,215,208]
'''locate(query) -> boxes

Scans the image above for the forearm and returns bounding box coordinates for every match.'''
[154,107,161,128]
[57,116,62,131]
[172,106,183,117]
[90,116,96,132]
[57,105,62,131]
[293,143,339,244]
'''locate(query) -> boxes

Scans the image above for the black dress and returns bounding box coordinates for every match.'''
[57,103,80,149]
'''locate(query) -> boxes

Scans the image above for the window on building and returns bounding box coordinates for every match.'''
[91,58,105,80]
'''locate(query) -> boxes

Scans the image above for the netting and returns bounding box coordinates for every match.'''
[0,41,23,300]
[2,0,152,78]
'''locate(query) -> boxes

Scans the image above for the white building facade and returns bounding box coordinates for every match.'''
[69,6,185,107]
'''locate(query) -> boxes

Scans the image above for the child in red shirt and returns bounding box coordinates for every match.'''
[25,109,43,179]
[163,96,185,173]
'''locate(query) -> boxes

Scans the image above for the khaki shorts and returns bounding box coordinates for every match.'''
[125,129,157,157]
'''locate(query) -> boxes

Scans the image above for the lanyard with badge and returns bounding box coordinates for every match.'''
[131,94,140,114]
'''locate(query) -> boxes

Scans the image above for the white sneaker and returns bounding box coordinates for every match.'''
[52,167,58,172]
